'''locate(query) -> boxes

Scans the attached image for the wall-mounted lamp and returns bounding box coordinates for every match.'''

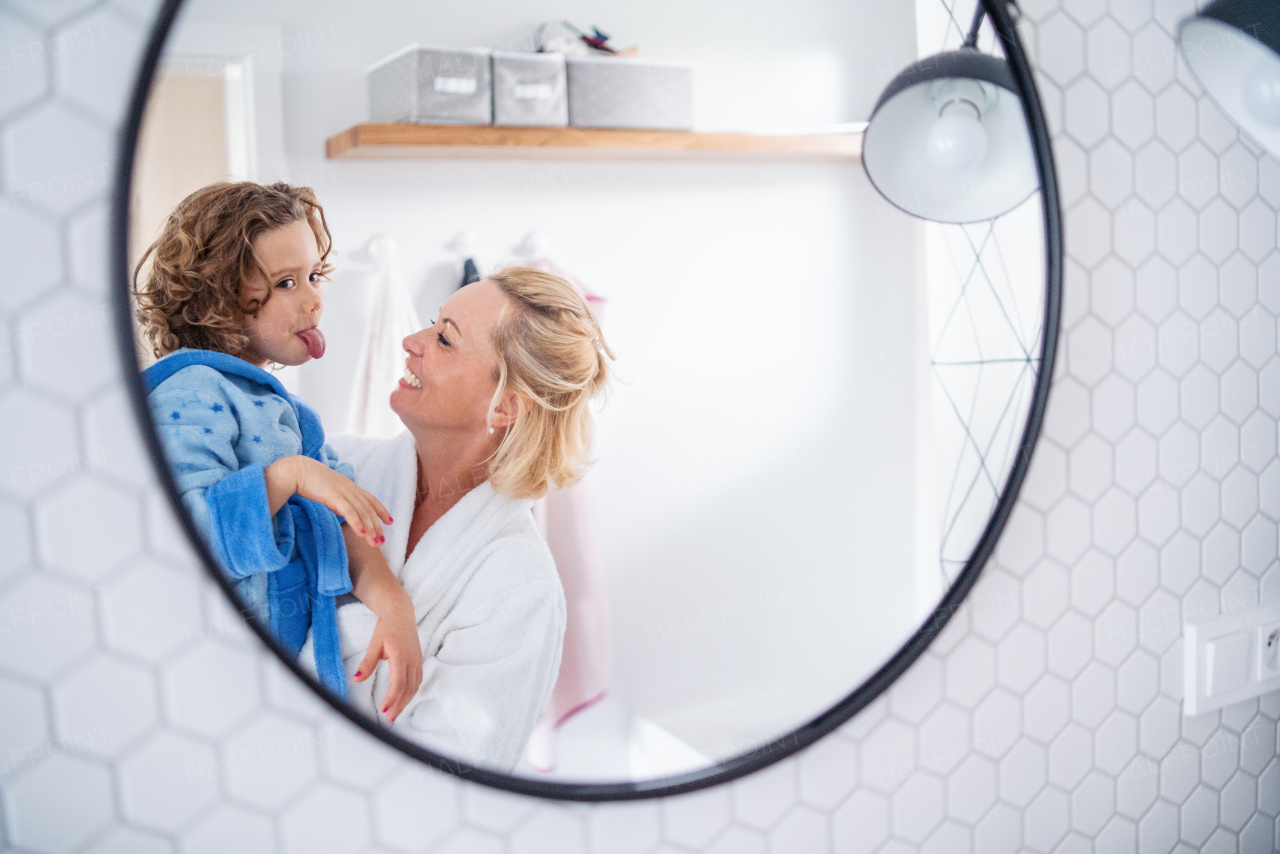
[862,5,1037,223]
[1178,0,1280,159]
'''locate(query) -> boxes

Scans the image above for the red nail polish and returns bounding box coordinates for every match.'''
[381,705,388,713]
[388,516,394,523]
[354,671,362,678]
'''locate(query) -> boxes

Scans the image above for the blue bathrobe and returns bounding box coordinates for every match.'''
[142,348,353,699]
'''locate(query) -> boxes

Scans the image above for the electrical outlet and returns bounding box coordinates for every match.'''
[1185,600,1280,716]
[1258,623,1280,680]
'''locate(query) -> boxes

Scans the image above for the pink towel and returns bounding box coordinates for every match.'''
[523,257,611,772]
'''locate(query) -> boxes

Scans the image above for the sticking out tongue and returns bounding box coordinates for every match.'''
[297,328,326,359]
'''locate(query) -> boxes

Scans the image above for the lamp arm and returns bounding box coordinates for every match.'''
[964,3,986,48]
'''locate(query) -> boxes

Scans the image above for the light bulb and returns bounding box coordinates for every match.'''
[926,111,988,174]
[1243,58,1280,127]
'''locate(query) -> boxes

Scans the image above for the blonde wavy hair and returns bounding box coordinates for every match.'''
[483,267,615,500]
[133,181,333,360]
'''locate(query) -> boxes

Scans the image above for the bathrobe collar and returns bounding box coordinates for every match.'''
[354,430,536,611]
[141,348,326,457]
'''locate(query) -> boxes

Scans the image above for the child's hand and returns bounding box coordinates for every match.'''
[342,526,420,722]
[354,599,423,723]
[266,455,391,549]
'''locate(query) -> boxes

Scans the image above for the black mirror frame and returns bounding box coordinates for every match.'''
[110,0,1062,801]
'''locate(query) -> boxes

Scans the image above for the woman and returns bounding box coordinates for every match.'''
[301,266,613,772]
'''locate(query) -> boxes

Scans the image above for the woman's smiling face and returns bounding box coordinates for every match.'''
[392,278,512,435]
[241,219,327,367]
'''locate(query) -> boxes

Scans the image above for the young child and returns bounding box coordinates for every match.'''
[134,181,421,722]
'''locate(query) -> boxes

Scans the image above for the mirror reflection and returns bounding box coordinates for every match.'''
[128,0,1045,781]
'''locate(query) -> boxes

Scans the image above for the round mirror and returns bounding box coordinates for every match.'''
[115,0,1062,798]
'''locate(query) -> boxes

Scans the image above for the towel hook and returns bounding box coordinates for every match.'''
[366,232,398,267]
[515,230,551,259]
[448,230,478,257]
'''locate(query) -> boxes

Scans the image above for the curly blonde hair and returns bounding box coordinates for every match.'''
[133,181,333,360]
[484,267,614,500]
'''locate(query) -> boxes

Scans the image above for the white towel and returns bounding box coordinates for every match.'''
[346,234,422,438]
[300,431,567,772]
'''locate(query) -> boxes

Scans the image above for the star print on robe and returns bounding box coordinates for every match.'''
[141,348,357,700]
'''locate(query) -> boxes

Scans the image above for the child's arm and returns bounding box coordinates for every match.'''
[149,377,296,582]
[342,526,424,722]
[264,455,389,550]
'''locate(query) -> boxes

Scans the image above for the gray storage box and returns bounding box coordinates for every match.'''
[369,45,492,125]
[493,51,568,127]
[566,56,693,130]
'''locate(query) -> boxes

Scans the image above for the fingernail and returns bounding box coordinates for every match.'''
[388,516,394,523]
[381,705,388,713]
[360,529,366,534]
[354,671,362,678]
[377,535,385,543]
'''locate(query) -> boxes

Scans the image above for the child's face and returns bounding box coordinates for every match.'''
[242,219,326,367]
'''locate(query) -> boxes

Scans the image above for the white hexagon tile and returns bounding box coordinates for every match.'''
[1,0,1279,852]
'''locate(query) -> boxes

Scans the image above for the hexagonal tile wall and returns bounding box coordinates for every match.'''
[0,0,1277,852]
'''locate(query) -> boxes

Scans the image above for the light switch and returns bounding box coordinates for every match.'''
[1206,633,1250,695]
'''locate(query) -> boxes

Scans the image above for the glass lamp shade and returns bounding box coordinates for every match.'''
[862,49,1037,224]
[1179,0,1280,158]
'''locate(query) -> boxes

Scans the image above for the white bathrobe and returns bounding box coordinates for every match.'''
[299,430,566,772]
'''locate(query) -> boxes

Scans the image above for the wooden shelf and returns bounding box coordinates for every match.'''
[325,123,862,163]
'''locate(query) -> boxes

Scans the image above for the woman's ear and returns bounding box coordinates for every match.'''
[489,389,524,430]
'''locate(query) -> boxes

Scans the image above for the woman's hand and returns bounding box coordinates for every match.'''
[265,455,391,549]
[354,597,424,722]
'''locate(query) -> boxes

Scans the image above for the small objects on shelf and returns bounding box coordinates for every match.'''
[535,21,638,58]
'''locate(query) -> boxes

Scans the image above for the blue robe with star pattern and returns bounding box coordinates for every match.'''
[142,348,353,699]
